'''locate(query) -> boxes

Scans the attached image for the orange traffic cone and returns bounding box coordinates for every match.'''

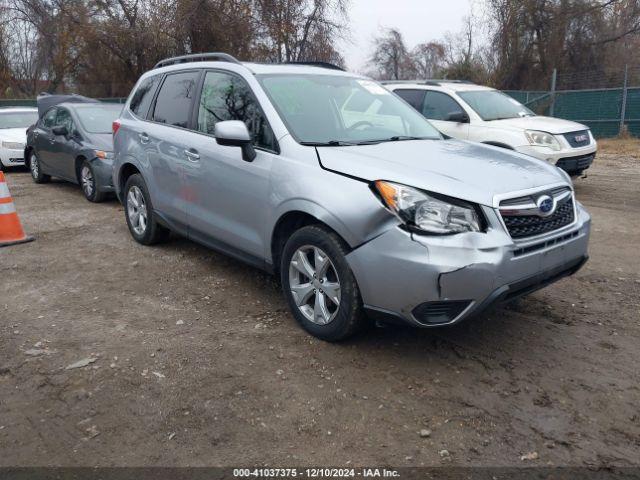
[0,172,34,247]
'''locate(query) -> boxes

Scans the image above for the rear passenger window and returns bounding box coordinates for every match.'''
[394,89,426,111]
[422,91,465,121]
[197,71,277,152]
[152,71,199,128]
[130,74,161,118]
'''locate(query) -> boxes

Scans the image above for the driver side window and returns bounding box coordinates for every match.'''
[197,71,277,152]
[55,108,75,132]
[42,108,57,129]
[422,92,465,121]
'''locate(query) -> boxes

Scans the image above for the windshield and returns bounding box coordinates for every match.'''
[258,74,441,145]
[457,90,534,121]
[0,111,38,129]
[75,105,123,133]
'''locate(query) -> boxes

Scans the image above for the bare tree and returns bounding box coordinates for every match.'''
[252,0,348,63]
[367,28,415,80]
[411,42,445,80]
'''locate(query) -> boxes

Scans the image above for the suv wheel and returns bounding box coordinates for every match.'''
[80,160,106,203]
[280,225,367,341]
[123,174,170,245]
[29,151,51,184]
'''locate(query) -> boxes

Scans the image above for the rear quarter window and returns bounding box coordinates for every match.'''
[130,74,161,118]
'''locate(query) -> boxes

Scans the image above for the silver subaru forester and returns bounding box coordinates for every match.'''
[112,53,590,341]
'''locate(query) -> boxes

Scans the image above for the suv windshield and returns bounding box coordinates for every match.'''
[0,111,38,129]
[457,90,534,121]
[258,74,441,145]
[76,105,123,133]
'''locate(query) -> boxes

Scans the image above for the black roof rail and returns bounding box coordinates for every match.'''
[282,61,345,71]
[154,52,241,69]
[380,79,475,86]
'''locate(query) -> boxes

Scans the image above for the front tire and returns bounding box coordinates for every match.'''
[29,151,51,184]
[280,225,367,342]
[80,160,106,203]
[123,173,170,245]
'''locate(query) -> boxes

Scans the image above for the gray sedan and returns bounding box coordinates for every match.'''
[25,101,122,202]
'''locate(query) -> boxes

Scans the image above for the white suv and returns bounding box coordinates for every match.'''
[0,107,38,171]
[385,81,597,177]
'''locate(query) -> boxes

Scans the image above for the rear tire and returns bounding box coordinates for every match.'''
[80,160,107,203]
[280,225,367,342]
[123,173,170,245]
[29,151,51,184]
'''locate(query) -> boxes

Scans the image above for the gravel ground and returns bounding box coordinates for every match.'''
[1,150,639,468]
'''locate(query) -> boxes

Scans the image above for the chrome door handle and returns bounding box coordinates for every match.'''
[139,132,150,144]
[184,149,200,161]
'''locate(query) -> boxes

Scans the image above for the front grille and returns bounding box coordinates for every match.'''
[502,198,575,239]
[563,130,591,148]
[513,230,579,257]
[499,187,568,208]
[412,300,471,325]
[556,153,595,174]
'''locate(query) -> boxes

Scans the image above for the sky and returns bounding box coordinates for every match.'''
[340,0,473,74]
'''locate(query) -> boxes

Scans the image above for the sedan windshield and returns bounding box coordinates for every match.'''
[457,90,534,121]
[75,105,123,133]
[258,74,441,145]
[0,111,38,129]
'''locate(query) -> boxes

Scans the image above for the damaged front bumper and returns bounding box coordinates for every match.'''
[346,203,591,327]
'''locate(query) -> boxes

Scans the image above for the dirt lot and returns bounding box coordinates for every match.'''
[1,148,639,468]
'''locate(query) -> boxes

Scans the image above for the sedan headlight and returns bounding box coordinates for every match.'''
[2,141,25,150]
[524,130,561,151]
[374,180,481,234]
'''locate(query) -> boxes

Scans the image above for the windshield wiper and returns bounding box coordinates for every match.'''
[356,135,429,145]
[487,116,518,121]
[300,140,360,147]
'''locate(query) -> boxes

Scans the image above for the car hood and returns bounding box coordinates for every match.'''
[489,115,588,134]
[316,139,568,207]
[85,133,114,152]
[0,128,28,143]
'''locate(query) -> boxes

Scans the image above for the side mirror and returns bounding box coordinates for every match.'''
[214,120,256,162]
[52,125,69,137]
[446,111,470,123]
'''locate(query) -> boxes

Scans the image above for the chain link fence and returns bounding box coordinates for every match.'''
[505,66,640,138]
[1,68,639,139]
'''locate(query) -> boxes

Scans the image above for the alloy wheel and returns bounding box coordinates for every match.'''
[81,165,94,197]
[127,186,148,235]
[288,245,341,325]
[30,153,39,179]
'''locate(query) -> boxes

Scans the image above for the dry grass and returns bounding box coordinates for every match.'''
[597,138,640,156]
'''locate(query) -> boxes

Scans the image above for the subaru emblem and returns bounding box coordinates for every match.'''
[536,195,555,217]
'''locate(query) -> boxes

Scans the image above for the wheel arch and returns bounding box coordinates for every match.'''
[270,209,354,276]
[117,162,142,202]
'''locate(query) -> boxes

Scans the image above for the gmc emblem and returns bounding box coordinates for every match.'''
[574,134,588,142]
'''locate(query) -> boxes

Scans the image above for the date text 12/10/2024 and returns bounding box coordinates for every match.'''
[233,469,400,478]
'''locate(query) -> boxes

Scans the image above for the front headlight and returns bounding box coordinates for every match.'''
[374,180,481,234]
[524,130,561,151]
[2,141,25,150]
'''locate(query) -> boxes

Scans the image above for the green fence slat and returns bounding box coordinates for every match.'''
[1,91,637,139]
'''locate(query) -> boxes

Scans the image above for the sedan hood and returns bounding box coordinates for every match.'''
[317,139,568,207]
[490,115,588,134]
[0,128,28,143]
[86,133,114,152]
